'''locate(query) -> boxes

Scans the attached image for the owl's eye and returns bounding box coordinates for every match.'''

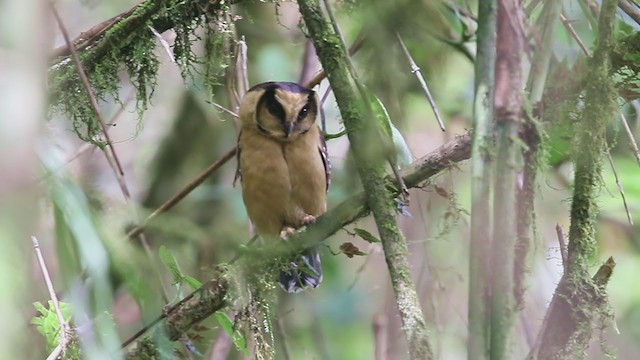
[297,105,309,121]
[266,98,286,120]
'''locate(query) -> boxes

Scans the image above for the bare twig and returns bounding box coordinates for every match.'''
[560,15,590,55]
[620,112,640,166]
[61,91,135,167]
[396,33,446,131]
[606,150,634,225]
[126,147,237,239]
[618,0,640,25]
[555,224,568,270]
[211,102,239,118]
[33,236,71,357]
[149,25,175,63]
[53,4,173,305]
[46,345,64,360]
[51,4,129,195]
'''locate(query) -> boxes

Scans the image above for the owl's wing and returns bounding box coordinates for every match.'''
[318,130,331,192]
[233,131,242,186]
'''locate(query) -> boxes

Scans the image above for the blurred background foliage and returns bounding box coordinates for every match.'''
[1,0,639,359]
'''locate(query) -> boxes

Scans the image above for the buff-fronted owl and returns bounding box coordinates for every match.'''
[236,81,330,293]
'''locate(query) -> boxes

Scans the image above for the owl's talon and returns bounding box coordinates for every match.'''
[280,227,297,240]
[301,214,316,225]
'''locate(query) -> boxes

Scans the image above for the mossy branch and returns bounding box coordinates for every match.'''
[297,0,436,358]
[533,0,620,357]
[123,133,472,358]
[48,0,240,144]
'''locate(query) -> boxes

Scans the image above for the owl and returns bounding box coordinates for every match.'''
[236,81,330,293]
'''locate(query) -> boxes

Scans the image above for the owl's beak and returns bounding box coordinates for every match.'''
[283,122,295,137]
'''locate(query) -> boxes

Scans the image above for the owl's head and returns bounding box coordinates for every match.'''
[239,82,319,141]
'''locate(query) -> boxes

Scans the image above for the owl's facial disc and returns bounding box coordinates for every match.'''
[255,82,318,141]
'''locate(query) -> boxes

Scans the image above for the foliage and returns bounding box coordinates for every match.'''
[32,301,75,354]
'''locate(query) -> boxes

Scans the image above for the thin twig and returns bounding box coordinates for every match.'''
[396,33,446,132]
[618,0,640,25]
[63,91,135,165]
[620,112,640,166]
[126,147,237,239]
[51,4,129,193]
[560,15,590,55]
[149,25,175,63]
[33,236,71,357]
[555,224,568,271]
[211,102,239,118]
[53,7,169,304]
[606,150,634,225]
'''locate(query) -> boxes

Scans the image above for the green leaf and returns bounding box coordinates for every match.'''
[364,86,393,140]
[214,311,234,334]
[365,87,414,167]
[183,275,203,290]
[54,203,82,286]
[353,228,381,243]
[215,312,249,355]
[390,124,414,167]
[31,301,72,352]
[159,245,184,285]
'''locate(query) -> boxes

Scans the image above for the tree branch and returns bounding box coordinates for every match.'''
[123,132,471,358]
[297,0,436,357]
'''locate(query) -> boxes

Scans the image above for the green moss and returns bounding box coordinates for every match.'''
[48,0,235,145]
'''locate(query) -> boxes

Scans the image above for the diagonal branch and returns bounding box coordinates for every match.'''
[298,0,435,357]
[123,132,471,358]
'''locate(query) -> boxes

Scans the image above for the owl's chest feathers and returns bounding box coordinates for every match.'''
[239,127,326,235]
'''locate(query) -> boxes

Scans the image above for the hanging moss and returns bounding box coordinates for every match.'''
[48,0,238,145]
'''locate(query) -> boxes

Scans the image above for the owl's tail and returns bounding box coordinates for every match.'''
[279,247,323,293]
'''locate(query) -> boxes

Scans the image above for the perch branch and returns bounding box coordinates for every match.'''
[123,132,471,358]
